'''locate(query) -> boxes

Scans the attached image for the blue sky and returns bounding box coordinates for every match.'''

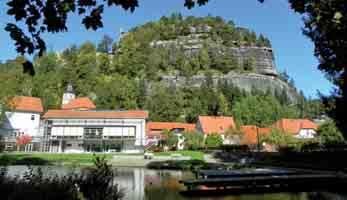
[0,0,333,98]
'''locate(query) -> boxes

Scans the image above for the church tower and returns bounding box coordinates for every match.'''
[62,83,75,106]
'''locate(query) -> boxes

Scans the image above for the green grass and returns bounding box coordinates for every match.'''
[0,153,113,166]
[154,150,204,160]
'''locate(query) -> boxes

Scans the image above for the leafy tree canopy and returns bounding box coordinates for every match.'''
[317,120,345,145]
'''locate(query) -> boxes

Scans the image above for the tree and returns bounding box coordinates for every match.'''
[145,85,183,122]
[183,131,204,150]
[287,0,347,136]
[217,93,230,116]
[317,120,344,145]
[162,129,178,150]
[260,128,295,148]
[95,75,138,110]
[97,53,112,75]
[205,134,223,148]
[4,0,210,56]
[232,95,299,127]
[0,136,4,152]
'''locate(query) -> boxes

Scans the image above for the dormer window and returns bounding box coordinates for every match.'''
[31,115,35,120]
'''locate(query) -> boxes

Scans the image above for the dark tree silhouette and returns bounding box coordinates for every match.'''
[288,0,347,135]
[5,0,209,56]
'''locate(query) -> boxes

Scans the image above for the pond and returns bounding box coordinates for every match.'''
[5,166,347,200]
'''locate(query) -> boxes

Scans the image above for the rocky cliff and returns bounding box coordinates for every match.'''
[149,27,298,102]
[161,72,299,103]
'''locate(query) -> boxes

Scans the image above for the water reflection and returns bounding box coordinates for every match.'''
[5,166,347,200]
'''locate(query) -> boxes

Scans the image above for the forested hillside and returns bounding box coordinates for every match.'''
[0,15,324,127]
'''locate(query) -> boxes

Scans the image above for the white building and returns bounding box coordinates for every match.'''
[41,84,148,153]
[42,109,148,153]
[2,96,44,151]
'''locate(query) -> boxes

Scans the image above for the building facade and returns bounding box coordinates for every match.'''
[42,110,148,153]
[2,96,44,151]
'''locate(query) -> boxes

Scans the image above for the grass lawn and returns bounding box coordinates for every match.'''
[154,150,204,160]
[0,153,113,166]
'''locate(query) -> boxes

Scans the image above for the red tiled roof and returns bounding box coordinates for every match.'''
[240,126,271,145]
[272,119,318,135]
[8,96,43,113]
[198,116,236,135]
[62,97,96,110]
[146,122,195,137]
[147,122,195,133]
[43,110,148,119]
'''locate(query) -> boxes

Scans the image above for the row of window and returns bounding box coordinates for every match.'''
[48,120,140,124]
[50,135,135,140]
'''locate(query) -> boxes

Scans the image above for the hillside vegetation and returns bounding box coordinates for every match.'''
[0,15,323,126]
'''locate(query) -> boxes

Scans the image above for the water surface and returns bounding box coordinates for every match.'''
[6,166,346,200]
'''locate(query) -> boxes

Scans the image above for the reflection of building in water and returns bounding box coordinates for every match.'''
[115,168,145,200]
[114,168,185,200]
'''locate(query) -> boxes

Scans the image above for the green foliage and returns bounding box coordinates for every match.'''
[78,156,124,200]
[232,94,299,127]
[317,120,344,145]
[0,155,123,200]
[182,131,204,150]
[162,129,179,149]
[145,85,183,122]
[260,128,295,147]
[205,134,223,148]
[288,0,347,135]
[0,15,321,125]
[95,75,138,110]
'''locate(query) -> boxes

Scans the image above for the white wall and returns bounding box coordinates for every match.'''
[48,118,146,146]
[296,129,316,139]
[4,111,41,137]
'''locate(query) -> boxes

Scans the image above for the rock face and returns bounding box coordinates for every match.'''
[151,28,278,77]
[160,72,299,103]
[229,46,277,76]
[150,26,299,102]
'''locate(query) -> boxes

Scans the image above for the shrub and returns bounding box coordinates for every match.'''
[260,128,295,148]
[205,134,223,149]
[0,155,124,200]
[183,131,204,150]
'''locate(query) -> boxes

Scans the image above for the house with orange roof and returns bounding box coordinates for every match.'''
[41,84,148,153]
[272,118,318,139]
[2,96,44,151]
[196,116,236,144]
[146,122,196,150]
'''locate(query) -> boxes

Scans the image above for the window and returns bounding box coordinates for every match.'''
[84,127,103,139]
[31,115,35,120]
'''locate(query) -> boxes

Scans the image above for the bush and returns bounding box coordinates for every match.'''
[205,134,223,149]
[183,131,204,150]
[260,128,295,149]
[0,155,124,200]
[317,120,345,144]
